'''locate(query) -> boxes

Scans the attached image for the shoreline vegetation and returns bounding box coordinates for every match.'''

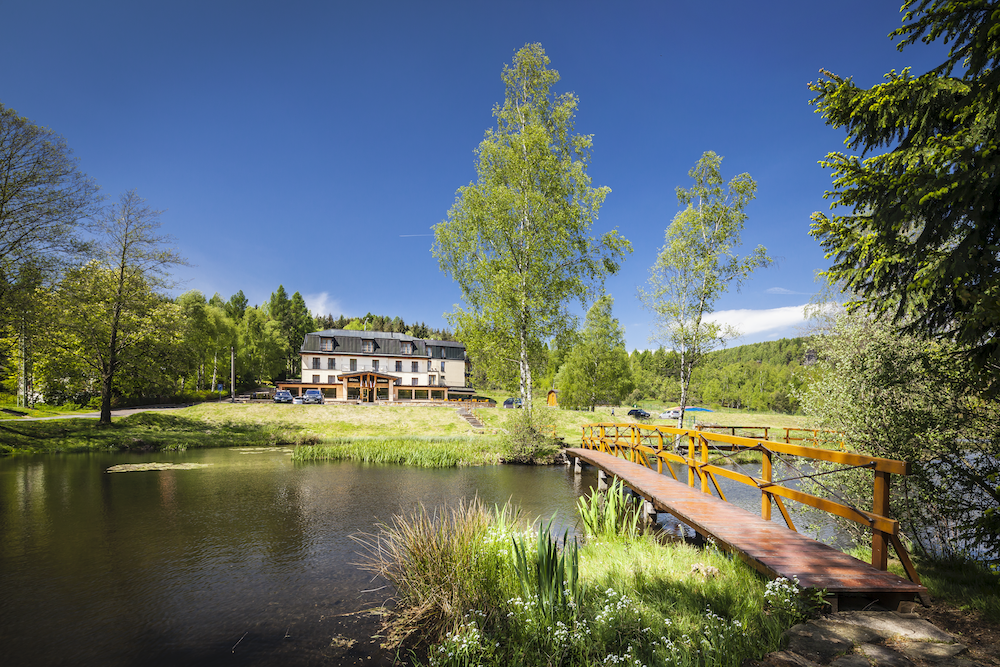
[0,400,818,457]
[356,487,803,667]
[2,400,998,666]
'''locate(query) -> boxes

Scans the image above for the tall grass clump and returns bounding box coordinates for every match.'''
[293,436,502,467]
[512,521,582,621]
[360,489,797,667]
[577,478,643,541]
[354,499,523,649]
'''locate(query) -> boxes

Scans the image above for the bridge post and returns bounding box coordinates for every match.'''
[872,470,891,570]
[573,457,582,474]
[761,448,772,521]
[643,498,656,523]
[687,434,696,487]
[598,468,609,492]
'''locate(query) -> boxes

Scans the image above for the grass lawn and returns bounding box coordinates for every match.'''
[1,400,821,456]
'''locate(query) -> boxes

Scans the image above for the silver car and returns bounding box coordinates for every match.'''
[302,389,324,404]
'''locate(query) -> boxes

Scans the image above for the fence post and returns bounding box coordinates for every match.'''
[761,448,772,521]
[657,430,664,474]
[872,470,891,570]
[700,434,709,494]
[687,433,696,488]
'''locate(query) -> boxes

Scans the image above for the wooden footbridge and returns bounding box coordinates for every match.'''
[568,423,929,610]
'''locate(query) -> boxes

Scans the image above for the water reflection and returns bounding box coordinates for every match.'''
[0,449,597,667]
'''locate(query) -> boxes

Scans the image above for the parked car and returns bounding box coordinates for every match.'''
[502,397,522,409]
[627,408,650,419]
[273,390,293,404]
[659,409,681,420]
[302,389,325,404]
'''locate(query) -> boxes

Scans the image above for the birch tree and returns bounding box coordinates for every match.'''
[58,190,185,424]
[433,43,630,411]
[640,152,770,426]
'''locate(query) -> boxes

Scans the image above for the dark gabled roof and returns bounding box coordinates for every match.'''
[299,329,466,356]
[424,339,465,348]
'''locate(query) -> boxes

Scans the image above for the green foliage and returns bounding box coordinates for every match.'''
[762,577,828,623]
[354,499,523,650]
[910,553,1000,623]
[292,436,504,467]
[0,411,310,455]
[797,312,1000,564]
[640,152,771,423]
[433,43,630,410]
[627,338,808,413]
[555,296,634,410]
[0,102,98,295]
[365,496,791,667]
[512,521,582,622]
[809,0,1000,390]
[499,409,560,463]
[576,479,643,542]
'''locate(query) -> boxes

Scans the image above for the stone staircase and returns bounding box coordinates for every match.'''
[456,407,485,430]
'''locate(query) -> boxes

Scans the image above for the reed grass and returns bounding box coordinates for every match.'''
[291,436,504,467]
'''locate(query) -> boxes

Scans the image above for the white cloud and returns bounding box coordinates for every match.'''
[704,304,809,337]
[303,292,341,317]
[765,287,812,295]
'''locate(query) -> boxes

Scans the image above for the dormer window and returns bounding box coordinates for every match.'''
[320,338,334,352]
[362,340,374,353]
[401,341,413,354]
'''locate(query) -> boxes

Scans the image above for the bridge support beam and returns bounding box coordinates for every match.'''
[644,498,657,523]
[573,457,583,474]
[598,468,609,491]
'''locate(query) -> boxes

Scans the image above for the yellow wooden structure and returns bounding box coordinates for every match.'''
[579,421,923,590]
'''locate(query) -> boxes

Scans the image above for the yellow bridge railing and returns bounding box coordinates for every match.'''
[580,422,921,586]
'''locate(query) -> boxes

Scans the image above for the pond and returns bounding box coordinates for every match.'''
[0,447,833,666]
[0,448,601,666]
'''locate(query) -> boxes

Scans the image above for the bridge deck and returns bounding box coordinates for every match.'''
[566,448,926,606]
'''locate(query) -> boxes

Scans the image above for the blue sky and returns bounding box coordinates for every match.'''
[2,1,947,351]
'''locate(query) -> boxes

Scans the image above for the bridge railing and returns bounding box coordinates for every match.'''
[580,422,920,585]
[695,424,845,447]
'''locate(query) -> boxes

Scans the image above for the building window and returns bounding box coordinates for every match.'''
[312,375,320,383]
[320,338,333,351]
[398,389,412,400]
[362,340,374,353]
[350,359,357,372]
[402,342,412,354]
[411,378,418,386]
[429,375,436,386]
[327,358,336,369]
[372,360,379,372]
[440,361,445,372]
[332,388,338,399]
[395,360,402,372]
[327,375,335,384]
[312,357,321,369]
[427,361,433,372]
[411,361,418,372]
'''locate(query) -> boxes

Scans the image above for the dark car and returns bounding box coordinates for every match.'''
[627,408,650,419]
[273,390,293,404]
[502,397,522,409]
[302,389,324,404]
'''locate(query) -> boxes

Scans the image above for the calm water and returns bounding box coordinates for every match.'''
[0,447,839,667]
[0,448,600,667]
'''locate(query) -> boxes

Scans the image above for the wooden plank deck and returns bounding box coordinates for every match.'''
[566,448,926,607]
